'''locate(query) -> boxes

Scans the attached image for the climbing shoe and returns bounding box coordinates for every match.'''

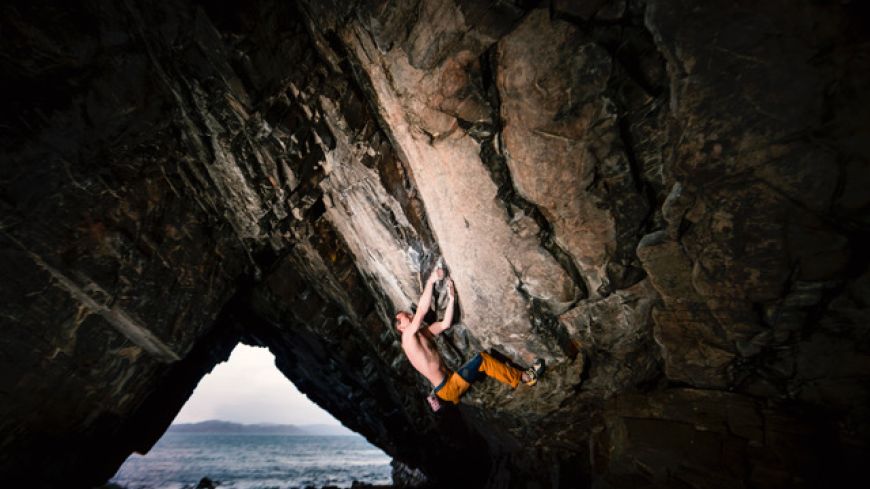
[524,358,546,386]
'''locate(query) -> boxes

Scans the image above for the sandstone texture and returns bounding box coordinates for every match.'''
[1,1,868,488]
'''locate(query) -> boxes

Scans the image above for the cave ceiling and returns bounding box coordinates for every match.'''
[1,0,868,488]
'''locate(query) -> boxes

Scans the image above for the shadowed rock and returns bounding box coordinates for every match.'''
[1,0,868,488]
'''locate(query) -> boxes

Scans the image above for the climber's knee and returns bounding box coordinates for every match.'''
[457,352,485,383]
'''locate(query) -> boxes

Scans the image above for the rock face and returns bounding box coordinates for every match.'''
[1,1,868,488]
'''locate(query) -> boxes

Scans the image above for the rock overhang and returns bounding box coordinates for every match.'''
[1,0,869,488]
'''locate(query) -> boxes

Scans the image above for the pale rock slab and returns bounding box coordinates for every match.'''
[498,9,649,296]
[340,20,578,363]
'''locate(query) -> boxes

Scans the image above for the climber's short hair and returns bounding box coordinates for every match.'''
[394,310,412,328]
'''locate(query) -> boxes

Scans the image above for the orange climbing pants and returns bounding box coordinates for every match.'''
[434,352,523,404]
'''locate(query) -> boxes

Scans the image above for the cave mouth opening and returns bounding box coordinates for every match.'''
[110,344,392,489]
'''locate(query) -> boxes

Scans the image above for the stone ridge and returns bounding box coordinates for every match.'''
[0,1,868,488]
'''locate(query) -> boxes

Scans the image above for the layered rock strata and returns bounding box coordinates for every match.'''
[1,1,868,488]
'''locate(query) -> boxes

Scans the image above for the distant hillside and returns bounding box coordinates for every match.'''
[297,424,357,436]
[168,420,356,436]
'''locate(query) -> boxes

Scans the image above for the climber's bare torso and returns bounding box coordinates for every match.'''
[401,328,448,386]
[395,267,456,387]
[395,268,537,396]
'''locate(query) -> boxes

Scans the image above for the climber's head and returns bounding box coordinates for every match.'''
[394,311,413,332]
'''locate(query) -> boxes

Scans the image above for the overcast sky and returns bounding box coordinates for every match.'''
[173,344,341,426]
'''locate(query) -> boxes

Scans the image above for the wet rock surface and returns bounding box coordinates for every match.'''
[1,1,868,488]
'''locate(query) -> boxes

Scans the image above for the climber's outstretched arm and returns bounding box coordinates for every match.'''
[408,266,443,334]
[428,278,455,336]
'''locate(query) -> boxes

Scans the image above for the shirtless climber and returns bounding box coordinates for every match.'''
[394,266,545,407]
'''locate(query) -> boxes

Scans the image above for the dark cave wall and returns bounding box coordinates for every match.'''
[0,0,254,484]
[0,0,318,484]
[1,1,869,488]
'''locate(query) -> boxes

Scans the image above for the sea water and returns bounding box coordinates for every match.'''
[111,433,392,489]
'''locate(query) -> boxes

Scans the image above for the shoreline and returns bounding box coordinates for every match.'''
[99,479,395,489]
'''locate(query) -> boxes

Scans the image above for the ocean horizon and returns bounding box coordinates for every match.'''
[110,429,392,489]
[164,420,359,436]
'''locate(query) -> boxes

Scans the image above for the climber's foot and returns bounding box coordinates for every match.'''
[523,358,546,386]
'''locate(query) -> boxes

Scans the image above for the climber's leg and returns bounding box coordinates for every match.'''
[456,353,486,383]
[477,352,523,388]
[437,352,530,404]
[434,372,470,404]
